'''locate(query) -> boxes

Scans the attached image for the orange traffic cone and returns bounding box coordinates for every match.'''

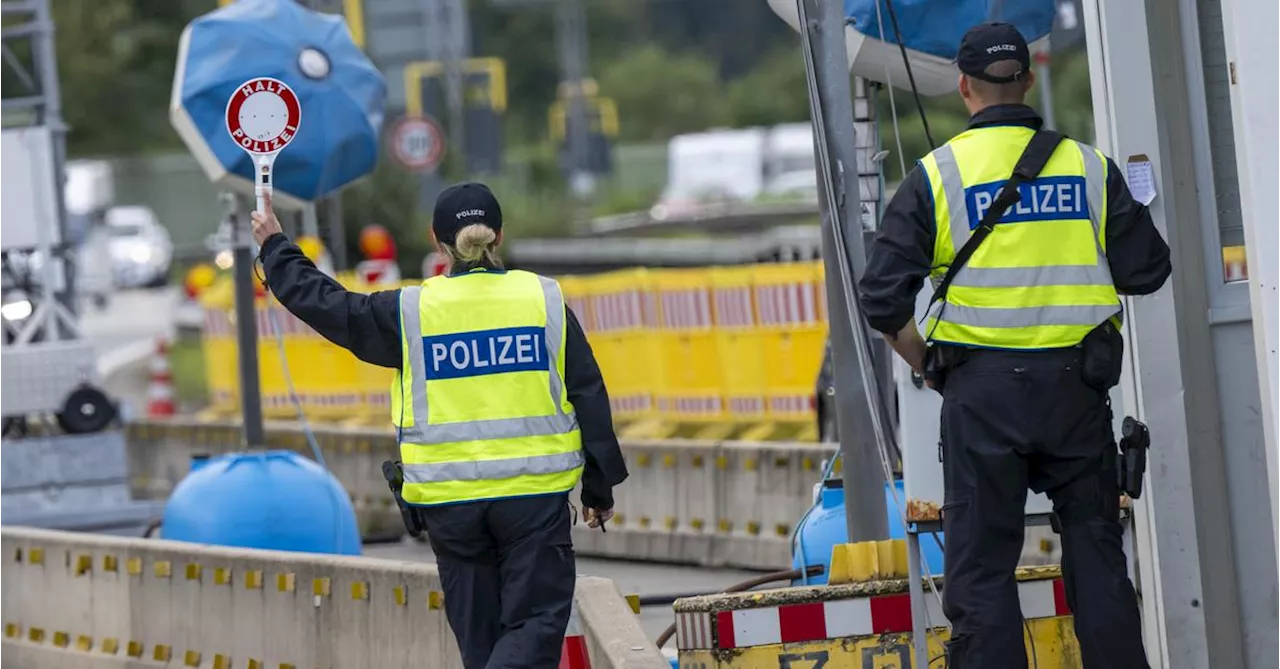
[147,338,177,417]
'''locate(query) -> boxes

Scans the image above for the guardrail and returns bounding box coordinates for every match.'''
[0,527,665,669]
[125,419,837,571]
[585,201,821,237]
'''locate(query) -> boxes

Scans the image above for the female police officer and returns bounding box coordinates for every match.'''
[252,182,628,668]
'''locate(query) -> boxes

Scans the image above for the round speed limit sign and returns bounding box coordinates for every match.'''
[390,116,445,173]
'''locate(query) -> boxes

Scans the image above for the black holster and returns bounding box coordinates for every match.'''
[1117,417,1150,499]
[923,344,967,394]
[1081,321,1124,391]
[381,460,426,538]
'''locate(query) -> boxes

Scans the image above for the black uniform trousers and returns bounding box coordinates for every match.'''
[938,347,1149,669]
[419,492,576,669]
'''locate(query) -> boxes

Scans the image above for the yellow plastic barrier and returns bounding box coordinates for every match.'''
[198,279,239,416]
[753,262,827,423]
[574,269,662,424]
[195,261,832,440]
[652,269,725,425]
[710,267,767,422]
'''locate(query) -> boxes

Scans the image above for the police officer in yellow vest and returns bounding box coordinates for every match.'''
[859,23,1170,669]
[252,183,628,668]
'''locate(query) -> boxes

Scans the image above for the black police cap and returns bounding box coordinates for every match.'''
[956,22,1031,84]
[432,182,504,246]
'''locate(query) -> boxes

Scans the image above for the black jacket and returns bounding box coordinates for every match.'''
[257,233,628,509]
[859,104,1173,335]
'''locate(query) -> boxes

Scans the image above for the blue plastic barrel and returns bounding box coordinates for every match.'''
[790,479,944,585]
[161,450,361,555]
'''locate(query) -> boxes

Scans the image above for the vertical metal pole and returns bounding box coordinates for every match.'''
[32,0,76,326]
[798,0,889,542]
[226,193,265,449]
[1035,51,1056,130]
[555,0,594,202]
[326,193,347,271]
[905,531,930,666]
[420,0,465,174]
[301,203,320,238]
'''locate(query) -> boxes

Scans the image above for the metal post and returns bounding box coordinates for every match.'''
[1034,51,1055,130]
[422,0,467,174]
[904,531,930,667]
[30,0,75,328]
[325,193,347,271]
[301,203,319,238]
[225,193,265,449]
[797,0,889,542]
[555,0,594,201]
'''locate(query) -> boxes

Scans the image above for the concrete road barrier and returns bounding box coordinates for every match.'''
[125,419,835,570]
[123,419,1061,571]
[1,527,666,669]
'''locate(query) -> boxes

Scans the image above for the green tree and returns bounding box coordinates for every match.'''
[47,0,200,156]
[597,45,729,142]
[724,43,811,128]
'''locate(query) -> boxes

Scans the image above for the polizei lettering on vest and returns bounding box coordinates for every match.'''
[423,326,548,380]
[964,175,1089,229]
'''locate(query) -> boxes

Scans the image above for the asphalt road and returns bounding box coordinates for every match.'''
[364,539,767,650]
[79,287,181,359]
[79,287,183,416]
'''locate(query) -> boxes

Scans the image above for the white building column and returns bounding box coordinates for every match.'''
[1081,0,1276,665]
[1217,0,1279,549]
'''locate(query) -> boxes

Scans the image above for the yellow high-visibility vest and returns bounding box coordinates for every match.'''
[919,126,1122,349]
[391,269,583,506]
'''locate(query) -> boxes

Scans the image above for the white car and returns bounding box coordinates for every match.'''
[106,206,172,289]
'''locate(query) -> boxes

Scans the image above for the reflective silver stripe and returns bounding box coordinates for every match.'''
[402,450,585,484]
[1076,140,1106,246]
[399,286,429,439]
[949,264,1114,288]
[401,413,578,445]
[538,275,569,417]
[396,276,580,446]
[932,144,972,253]
[933,303,1121,329]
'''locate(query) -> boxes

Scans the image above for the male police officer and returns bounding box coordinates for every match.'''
[251,184,628,668]
[859,23,1171,669]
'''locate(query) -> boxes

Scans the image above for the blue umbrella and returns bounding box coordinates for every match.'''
[170,0,386,206]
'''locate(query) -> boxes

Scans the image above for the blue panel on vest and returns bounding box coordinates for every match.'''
[964,176,1089,229]
[423,326,548,380]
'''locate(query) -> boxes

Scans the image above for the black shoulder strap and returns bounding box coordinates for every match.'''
[926,130,1066,309]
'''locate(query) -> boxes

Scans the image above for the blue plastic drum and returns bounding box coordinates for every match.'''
[161,450,361,555]
[790,479,944,585]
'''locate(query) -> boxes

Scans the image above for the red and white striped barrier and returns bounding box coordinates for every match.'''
[589,290,651,332]
[675,577,1069,650]
[755,282,820,327]
[660,289,713,330]
[559,604,591,669]
[610,394,652,414]
[713,285,754,328]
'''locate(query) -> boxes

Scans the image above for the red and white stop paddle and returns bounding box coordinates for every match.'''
[225,77,302,215]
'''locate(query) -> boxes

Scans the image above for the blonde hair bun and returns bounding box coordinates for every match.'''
[452,224,498,262]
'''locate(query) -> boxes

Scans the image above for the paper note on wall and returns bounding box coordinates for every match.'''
[1125,154,1157,206]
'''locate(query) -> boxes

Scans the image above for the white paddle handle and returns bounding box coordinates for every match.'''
[255,154,273,215]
